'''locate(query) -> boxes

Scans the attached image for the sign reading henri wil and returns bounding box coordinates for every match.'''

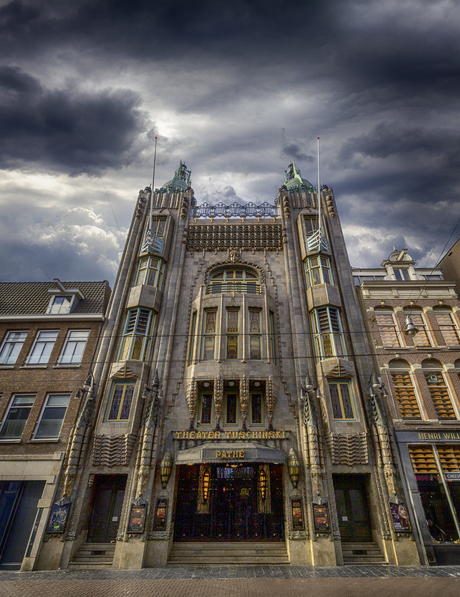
[395,430,460,443]
[173,430,289,440]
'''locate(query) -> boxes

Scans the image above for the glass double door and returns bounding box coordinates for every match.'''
[174,463,284,541]
[333,474,373,542]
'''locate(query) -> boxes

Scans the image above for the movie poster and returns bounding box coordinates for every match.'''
[390,502,411,531]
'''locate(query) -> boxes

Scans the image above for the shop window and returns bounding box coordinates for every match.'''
[374,310,401,348]
[250,392,264,425]
[304,255,333,288]
[198,393,213,425]
[136,257,166,289]
[107,382,135,421]
[188,312,197,366]
[119,308,156,362]
[226,309,239,359]
[0,331,28,365]
[424,369,456,419]
[434,309,460,346]
[202,309,217,361]
[328,380,356,420]
[405,310,431,347]
[249,309,262,360]
[26,330,59,365]
[409,445,459,543]
[0,395,35,439]
[58,330,90,365]
[311,307,345,361]
[390,365,421,419]
[208,268,260,295]
[225,392,238,425]
[34,394,70,439]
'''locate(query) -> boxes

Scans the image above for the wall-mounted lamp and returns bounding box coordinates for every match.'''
[228,380,235,387]
[254,381,261,387]
[203,469,210,502]
[259,469,267,501]
[287,448,300,489]
[203,381,210,388]
[160,451,174,489]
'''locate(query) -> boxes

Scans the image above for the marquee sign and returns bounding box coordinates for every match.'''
[173,430,290,440]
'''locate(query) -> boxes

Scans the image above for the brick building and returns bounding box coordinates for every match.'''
[50,162,419,570]
[354,249,460,565]
[0,279,110,570]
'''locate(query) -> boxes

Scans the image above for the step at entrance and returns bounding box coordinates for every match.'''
[341,542,386,565]
[168,542,290,565]
[68,543,115,570]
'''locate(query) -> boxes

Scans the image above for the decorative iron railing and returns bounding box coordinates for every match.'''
[190,201,278,219]
[206,282,262,295]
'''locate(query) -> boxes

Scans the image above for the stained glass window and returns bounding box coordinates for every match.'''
[329,382,355,420]
[107,383,135,421]
[202,310,217,360]
[249,309,262,360]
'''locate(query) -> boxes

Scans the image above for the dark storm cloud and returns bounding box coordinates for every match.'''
[0,66,149,175]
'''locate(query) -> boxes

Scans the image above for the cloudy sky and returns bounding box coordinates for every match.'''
[1,0,459,284]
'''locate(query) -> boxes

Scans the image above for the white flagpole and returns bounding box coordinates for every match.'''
[317,136,321,234]
[149,136,158,228]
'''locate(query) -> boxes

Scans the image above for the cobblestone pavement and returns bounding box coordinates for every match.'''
[1,566,460,597]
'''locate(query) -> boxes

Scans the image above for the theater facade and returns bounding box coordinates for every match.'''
[39,162,419,568]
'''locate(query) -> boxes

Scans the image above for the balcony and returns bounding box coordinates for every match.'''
[206,282,262,295]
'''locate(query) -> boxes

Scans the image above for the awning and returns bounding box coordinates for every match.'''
[174,442,286,465]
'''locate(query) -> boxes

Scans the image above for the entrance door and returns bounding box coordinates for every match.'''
[87,476,126,543]
[333,475,372,542]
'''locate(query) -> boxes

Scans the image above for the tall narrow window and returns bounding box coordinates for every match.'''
[188,312,197,366]
[119,309,156,362]
[225,392,238,425]
[151,216,166,237]
[311,307,345,361]
[434,310,460,345]
[425,370,456,419]
[26,331,59,365]
[199,393,213,425]
[202,310,217,361]
[0,395,35,439]
[0,331,28,365]
[58,330,90,365]
[136,257,166,289]
[269,311,276,364]
[375,311,401,348]
[107,382,135,421]
[251,392,263,425]
[390,364,421,419]
[34,394,70,439]
[407,311,431,347]
[249,309,262,360]
[304,217,319,237]
[328,381,355,420]
[226,309,239,359]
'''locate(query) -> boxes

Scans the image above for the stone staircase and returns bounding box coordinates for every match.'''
[68,543,115,569]
[341,542,386,565]
[168,542,290,565]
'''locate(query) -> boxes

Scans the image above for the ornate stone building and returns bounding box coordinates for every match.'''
[42,162,419,569]
[354,250,460,565]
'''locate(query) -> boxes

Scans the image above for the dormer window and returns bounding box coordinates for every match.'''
[46,279,84,315]
[48,296,73,314]
[394,268,411,281]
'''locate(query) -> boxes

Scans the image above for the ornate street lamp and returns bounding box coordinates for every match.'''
[160,451,174,489]
[287,448,300,489]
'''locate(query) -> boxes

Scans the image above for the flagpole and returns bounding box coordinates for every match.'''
[317,137,321,233]
[149,136,158,227]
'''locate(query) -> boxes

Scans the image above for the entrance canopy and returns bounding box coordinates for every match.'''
[175,442,286,465]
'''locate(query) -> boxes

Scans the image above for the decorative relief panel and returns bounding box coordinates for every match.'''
[325,432,368,466]
[92,434,137,467]
[187,224,283,252]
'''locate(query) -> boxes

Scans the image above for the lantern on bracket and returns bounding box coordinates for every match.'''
[160,451,174,489]
[287,448,300,489]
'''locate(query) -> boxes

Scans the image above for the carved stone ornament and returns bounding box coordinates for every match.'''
[229,249,241,263]
[214,376,223,429]
[265,376,279,429]
[240,376,249,430]
[185,379,198,428]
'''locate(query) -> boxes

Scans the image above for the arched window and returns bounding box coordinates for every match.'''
[422,359,456,419]
[374,309,401,348]
[208,268,260,294]
[433,308,460,346]
[388,359,421,419]
[404,308,431,347]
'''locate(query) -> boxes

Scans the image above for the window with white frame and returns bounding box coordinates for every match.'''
[26,331,59,365]
[389,360,422,419]
[47,295,73,314]
[405,310,431,347]
[107,382,135,421]
[0,331,28,365]
[34,394,70,439]
[434,309,460,346]
[311,307,345,361]
[119,309,156,362]
[374,310,401,348]
[393,268,411,281]
[0,395,35,439]
[422,360,456,420]
[58,330,90,365]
